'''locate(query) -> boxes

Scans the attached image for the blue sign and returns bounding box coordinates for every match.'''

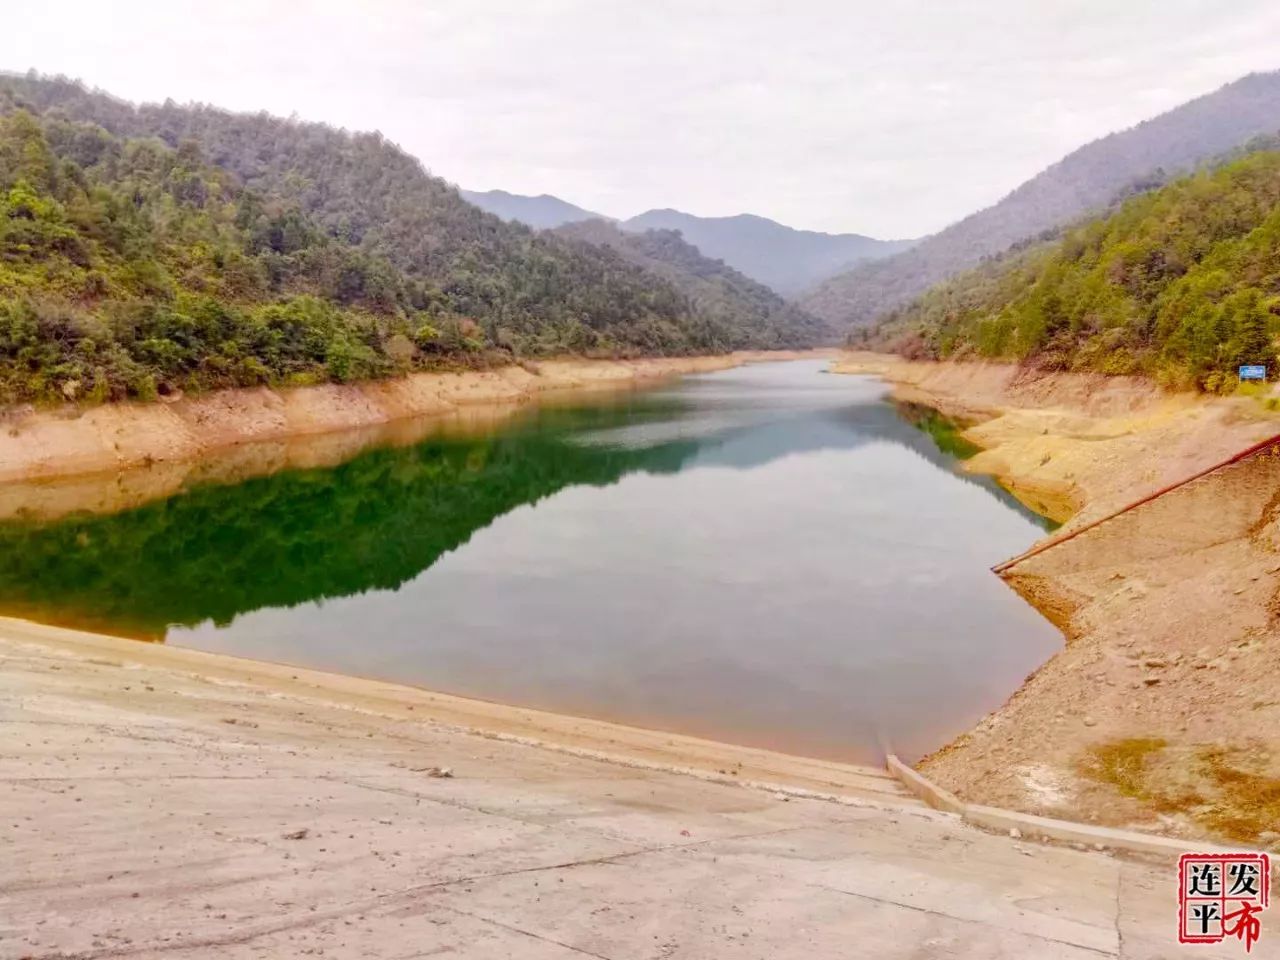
[1240,365,1267,381]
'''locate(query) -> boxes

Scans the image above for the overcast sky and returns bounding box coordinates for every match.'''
[10,1,1280,237]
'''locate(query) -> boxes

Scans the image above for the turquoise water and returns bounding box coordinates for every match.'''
[0,360,1061,761]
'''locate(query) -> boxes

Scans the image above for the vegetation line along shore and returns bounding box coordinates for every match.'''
[0,352,807,484]
[0,73,830,412]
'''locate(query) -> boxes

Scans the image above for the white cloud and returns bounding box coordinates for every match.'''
[9,0,1280,236]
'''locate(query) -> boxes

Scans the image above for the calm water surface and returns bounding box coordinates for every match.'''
[0,360,1061,761]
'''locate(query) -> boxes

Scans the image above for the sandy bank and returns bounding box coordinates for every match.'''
[0,403,530,522]
[835,352,1280,849]
[0,351,818,488]
[835,351,1280,525]
[0,616,1180,958]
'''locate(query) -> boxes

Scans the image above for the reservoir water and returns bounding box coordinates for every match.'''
[0,360,1061,761]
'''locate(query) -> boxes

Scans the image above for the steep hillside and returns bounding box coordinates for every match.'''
[620,209,911,296]
[0,108,464,405]
[0,75,823,408]
[460,188,607,229]
[875,150,1280,391]
[1,74,726,357]
[556,220,832,347]
[804,70,1280,331]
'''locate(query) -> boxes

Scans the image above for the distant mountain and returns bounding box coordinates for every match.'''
[879,146,1280,390]
[555,220,832,347]
[803,70,1280,331]
[620,209,913,297]
[460,189,607,229]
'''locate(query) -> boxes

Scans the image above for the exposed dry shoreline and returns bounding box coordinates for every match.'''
[0,614,909,802]
[0,351,819,488]
[3,616,1183,959]
[835,351,1280,526]
[834,351,1280,849]
[6,347,1277,853]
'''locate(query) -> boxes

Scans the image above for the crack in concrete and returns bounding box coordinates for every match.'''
[1114,865,1126,959]
[326,774,563,830]
[388,822,819,900]
[433,904,617,960]
[10,822,809,959]
[814,883,1119,957]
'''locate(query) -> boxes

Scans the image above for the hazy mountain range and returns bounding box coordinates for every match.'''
[459,189,608,230]
[459,192,913,297]
[620,210,914,297]
[468,71,1280,342]
[801,70,1280,330]
[554,219,832,346]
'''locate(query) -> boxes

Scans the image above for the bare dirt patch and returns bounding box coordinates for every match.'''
[835,352,1280,849]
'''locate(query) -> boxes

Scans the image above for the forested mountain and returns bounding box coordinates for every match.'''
[460,188,608,229]
[804,70,1280,332]
[873,149,1280,391]
[555,220,832,347]
[0,74,824,407]
[461,193,908,297]
[619,209,912,296]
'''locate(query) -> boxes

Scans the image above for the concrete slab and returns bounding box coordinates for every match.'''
[0,626,1213,959]
[427,847,1115,959]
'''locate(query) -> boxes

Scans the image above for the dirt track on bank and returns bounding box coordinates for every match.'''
[834,352,1280,850]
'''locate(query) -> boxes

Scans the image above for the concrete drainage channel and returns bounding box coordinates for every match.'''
[883,754,1268,863]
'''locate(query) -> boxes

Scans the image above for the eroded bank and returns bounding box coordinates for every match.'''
[0,352,821,487]
[834,351,1280,849]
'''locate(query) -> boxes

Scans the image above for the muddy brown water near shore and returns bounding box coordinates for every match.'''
[0,359,1061,762]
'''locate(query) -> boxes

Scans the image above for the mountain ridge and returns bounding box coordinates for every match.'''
[461,188,912,297]
[555,219,833,346]
[873,147,1280,390]
[619,207,914,297]
[459,188,608,230]
[802,70,1280,332]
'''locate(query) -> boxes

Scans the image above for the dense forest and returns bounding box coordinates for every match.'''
[803,70,1280,332]
[0,73,825,407]
[870,150,1280,391]
[555,220,831,347]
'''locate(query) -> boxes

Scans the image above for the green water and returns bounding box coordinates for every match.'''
[0,360,1061,761]
[892,401,986,461]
